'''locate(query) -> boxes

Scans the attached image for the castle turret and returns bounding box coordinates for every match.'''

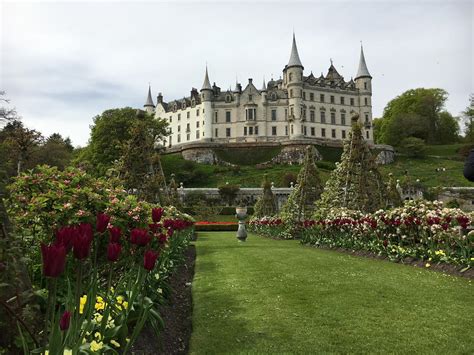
[144,85,155,114]
[200,66,213,141]
[354,44,373,139]
[284,33,304,139]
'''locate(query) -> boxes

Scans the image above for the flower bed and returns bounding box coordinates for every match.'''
[250,201,473,267]
[2,165,195,353]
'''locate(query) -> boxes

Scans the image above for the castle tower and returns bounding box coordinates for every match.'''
[284,33,304,139]
[144,85,155,114]
[354,44,373,137]
[200,66,213,141]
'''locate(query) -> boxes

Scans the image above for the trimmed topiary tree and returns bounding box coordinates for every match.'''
[280,146,323,236]
[254,174,277,218]
[317,115,388,214]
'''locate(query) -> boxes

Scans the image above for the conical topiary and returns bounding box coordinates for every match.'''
[281,145,323,226]
[317,114,388,214]
[254,174,277,217]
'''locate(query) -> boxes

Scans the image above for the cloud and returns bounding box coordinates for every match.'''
[1,1,472,146]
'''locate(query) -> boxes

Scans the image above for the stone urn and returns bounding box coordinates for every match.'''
[235,206,248,242]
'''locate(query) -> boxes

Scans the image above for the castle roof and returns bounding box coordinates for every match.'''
[261,78,267,91]
[144,85,154,107]
[355,45,371,79]
[201,66,212,91]
[287,33,304,69]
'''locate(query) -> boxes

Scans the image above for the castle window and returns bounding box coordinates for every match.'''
[285,126,288,135]
[178,134,181,143]
[303,91,306,100]
[341,113,346,125]
[196,109,200,116]
[246,108,256,120]
[330,95,335,104]
[226,111,231,123]
[310,110,315,122]
[310,92,314,101]
[331,112,336,124]
[249,127,253,135]
[366,131,370,139]
[244,127,247,136]
[196,121,200,128]
[191,99,195,107]
[365,97,369,106]
[342,130,346,139]
[303,126,307,136]
[271,92,277,100]
[291,125,294,134]
[196,131,200,139]
[350,98,354,106]
[321,111,326,124]
[340,96,345,105]
[285,109,288,120]
[186,112,190,119]
[170,117,173,123]
[186,133,190,141]
[214,111,218,123]
[226,95,232,103]
[215,128,218,137]
[182,102,186,109]
[255,126,259,135]
[226,128,231,137]
[331,129,336,138]
[364,82,367,90]
[300,90,303,97]
[290,107,294,117]
[320,94,325,102]
[311,127,315,136]
[169,136,172,147]
[249,95,253,101]
[365,114,369,123]
[290,89,293,98]
[289,73,293,82]
[178,125,181,132]
[186,123,190,132]
[272,126,277,136]
[321,128,326,137]
[271,109,277,121]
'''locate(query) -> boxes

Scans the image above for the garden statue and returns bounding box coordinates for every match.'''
[235,206,248,242]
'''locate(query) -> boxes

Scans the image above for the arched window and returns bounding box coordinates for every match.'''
[289,73,293,82]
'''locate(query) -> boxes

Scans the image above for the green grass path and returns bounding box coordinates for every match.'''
[189,232,473,354]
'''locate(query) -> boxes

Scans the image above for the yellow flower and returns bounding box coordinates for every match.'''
[79,295,87,314]
[425,263,431,268]
[64,349,73,355]
[94,332,103,340]
[116,295,124,304]
[126,338,130,343]
[94,312,103,323]
[122,301,128,310]
[110,339,120,348]
[90,340,104,352]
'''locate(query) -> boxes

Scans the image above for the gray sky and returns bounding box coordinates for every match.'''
[1,0,473,146]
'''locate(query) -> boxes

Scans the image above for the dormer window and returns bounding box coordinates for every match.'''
[271,92,277,100]
[248,95,253,101]
[191,99,195,107]
[173,104,177,111]
[182,102,186,109]
[225,95,232,103]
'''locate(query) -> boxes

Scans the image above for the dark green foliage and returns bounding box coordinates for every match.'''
[377,88,459,145]
[318,118,388,213]
[281,172,297,187]
[254,174,277,217]
[214,146,281,166]
[218,184,240,206]
[314,145,343,162]
[399,137,427,158]
[281,146,323,228]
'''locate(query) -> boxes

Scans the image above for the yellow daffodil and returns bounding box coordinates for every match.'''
[122,301,128,310]
[94,332,103,340]
[90,340,104,352]
[110,339,120,348]
[116,296,124,304]
[64,349,73,355]
[79,295,87,314]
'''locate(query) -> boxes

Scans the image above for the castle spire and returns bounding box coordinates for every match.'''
[201,65,212,91]
[261,77,267,92]
[287,32,304,69]
[144,85,154,107]
[355,44,371,80]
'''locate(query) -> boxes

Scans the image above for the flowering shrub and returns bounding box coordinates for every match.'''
[249,216,291,239]
[253,201,473,267]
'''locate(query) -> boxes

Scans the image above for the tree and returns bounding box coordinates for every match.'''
[0,91,17,123]
[254,174,277,217]
[281,145,323,226]
[317,115,388,214]
[377,88,459,145]
[399,137,427,158]
[78,108,168,176]
[29,133,74,170]
[463,94,474,142]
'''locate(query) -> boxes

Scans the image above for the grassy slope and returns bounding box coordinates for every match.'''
[162,143,474,188]
[190,232,473,354]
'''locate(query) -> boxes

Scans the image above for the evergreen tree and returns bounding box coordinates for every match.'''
[281,145,323,225]
[318,115,388,213]
[254,174,277,217]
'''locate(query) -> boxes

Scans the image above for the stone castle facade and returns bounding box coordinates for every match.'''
[143,34,374,148]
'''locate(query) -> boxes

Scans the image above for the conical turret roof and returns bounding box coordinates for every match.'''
[201,66,212,91]
[287,33,304,68]
[144,85,154,107]
[355,45,371,79]
[261,78,267,91]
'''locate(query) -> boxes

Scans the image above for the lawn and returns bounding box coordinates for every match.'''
[190,232,473,354]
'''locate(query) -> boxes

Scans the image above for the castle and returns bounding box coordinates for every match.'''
[144,34,373,148]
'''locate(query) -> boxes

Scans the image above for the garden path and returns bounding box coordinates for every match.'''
[189,232,473,354]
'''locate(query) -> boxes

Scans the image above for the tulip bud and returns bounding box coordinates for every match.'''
[41,243,67,278]
[130,228,151,246]
[107,243,121,262]
[59,311,71,331]
[96,213,111,233]
[109,226,122,243]
[143,250,159,271]
[152,207,164,223]
[72,224,93,260]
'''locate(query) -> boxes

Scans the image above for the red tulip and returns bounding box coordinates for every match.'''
[109,226,121,243]
[96,213,111,233]
[41,243,66,277]
[59,311,71,331]
[152,208,164,223]
[143,250,159,271]
[130,228,151,246]
[149,223,162,233]
[55,226,75,252]
[72,224,93,260]
[107,243,121,262]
